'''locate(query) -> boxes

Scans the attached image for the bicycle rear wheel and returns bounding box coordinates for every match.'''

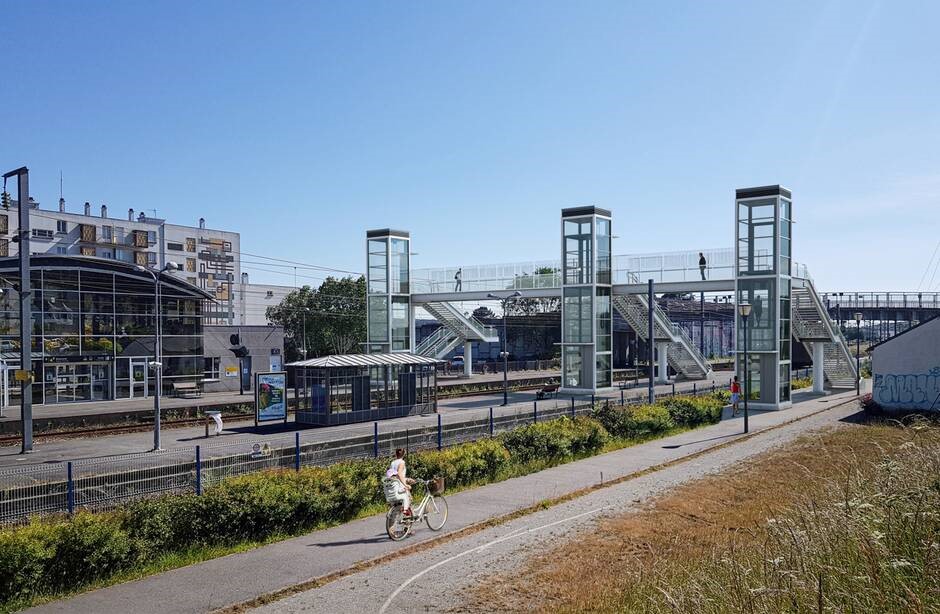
[386,506,411,541]
[425,495,448,531]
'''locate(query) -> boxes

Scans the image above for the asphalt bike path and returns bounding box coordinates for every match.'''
[27,384,855,614]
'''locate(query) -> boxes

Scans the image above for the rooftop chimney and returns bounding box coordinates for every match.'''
[84,202,91,216]
[59,197,66,213]
[138,212,145,222]
[199,217,205,229]
[128,208,134,221]
[100,204,108,218]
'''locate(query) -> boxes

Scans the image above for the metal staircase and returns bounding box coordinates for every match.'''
[415,302,499,359]
[791,276,857,388]
[612,293,712,380]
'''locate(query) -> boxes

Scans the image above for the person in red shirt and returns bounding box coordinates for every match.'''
[730,376,741,416]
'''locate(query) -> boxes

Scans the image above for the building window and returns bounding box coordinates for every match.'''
[80,223,96,242]
[203,356,220,379]
[102,225,113,242]
[135,251,148,266]
[0,214,7,234]
[0,239,7,257]
[80,246,96,257]
[186,257,196,272]
[56,246,68,254]
[147,231,157,246]
[56,220,68,234]
[185,237,196,252]
[100,249,113,259]
[147,252,157,265]
[133,230,148,248]
[187,276,197,285]
[167,242,184,251]
[32,228,54,240]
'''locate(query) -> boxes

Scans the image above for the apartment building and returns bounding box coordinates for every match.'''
[3,197,240,324]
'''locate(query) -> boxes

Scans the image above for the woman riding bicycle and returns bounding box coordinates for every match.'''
[386,448,415,516]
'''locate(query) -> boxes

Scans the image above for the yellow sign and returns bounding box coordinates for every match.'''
[224,366,239,378]
[14,369,33,382]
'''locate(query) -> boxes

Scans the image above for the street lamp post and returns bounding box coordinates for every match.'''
[854,312,863,396]
[738,303,752,434]
[301,306,310,359]
[487,291,521,406]
[135,261,179,451]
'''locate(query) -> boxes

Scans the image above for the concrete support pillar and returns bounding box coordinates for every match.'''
[813,342,825,393]
[463,340,472,378]
[656,341,670,384]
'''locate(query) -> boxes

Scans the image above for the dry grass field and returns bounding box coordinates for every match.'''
[462,417,940,613]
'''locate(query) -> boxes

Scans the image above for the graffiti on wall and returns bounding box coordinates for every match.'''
[873,366,940,410]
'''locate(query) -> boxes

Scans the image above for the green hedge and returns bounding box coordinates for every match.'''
[0,396,726,609]
[500,417,609,463]
[593,394,725,439]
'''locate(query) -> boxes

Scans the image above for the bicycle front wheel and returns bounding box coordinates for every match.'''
[386,506,411,541]
[425,495,448,531]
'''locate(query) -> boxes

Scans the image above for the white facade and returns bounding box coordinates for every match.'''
[3,198,240,324]
[238,276,295,326]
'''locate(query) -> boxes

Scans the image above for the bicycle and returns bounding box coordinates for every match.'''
[385,477,448,541]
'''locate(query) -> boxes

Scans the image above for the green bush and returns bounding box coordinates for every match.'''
[0,523,56,602]
[409,438,510,486]
[500,417,609,463]
[44,513,134,592]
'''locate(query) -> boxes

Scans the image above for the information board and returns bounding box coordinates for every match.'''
[255,371,288,424]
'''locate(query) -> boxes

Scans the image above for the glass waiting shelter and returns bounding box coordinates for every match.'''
[289,353,439,426]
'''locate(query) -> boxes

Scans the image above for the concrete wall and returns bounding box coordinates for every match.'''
[203,325,285,393]
[871,316,940,411]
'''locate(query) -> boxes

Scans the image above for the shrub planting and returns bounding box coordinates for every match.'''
[500,417,609,463]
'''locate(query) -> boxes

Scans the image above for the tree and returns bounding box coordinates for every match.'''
[266,276,366,361]
[472,306,495,320]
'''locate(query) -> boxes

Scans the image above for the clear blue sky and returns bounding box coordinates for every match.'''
[3,1,938,292]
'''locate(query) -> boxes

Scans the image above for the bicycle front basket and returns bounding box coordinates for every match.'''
[429,476,445,495]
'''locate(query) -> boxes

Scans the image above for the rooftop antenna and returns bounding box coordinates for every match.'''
[59,171,63,199]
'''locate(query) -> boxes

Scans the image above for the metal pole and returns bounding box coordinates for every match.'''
[302,312,307,359]
[743,315,749,434]
[533,400,537,423]
[66,461,74,514]
[295,432,301,471]
[648,279,655,404]
[373,422,379,458]
[502,300,509,406]
[856,320,861,396]
[700,290,705,356]
[6,168,33,453]
[489,407,494,436]
[152,270,162,451]
[195,445,202,495]
[437,413,443,450]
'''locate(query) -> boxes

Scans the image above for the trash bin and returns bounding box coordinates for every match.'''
[205,411,223,437]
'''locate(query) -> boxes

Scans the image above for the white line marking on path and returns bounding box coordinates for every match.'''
[377,506,605,614]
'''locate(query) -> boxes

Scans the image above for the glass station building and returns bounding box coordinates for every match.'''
[0,255,210,405]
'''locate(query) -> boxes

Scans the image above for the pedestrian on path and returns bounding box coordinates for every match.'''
[698,252,707,281]
[454,268,462,292]
[386,448,415,515]
[730,375,741,416]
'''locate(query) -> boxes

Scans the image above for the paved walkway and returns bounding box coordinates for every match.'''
[0,376,721,466]
[26,384,864,614]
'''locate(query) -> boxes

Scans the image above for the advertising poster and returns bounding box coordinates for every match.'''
[255,371,288,424]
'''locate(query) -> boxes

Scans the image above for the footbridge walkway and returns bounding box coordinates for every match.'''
[410,248,855,389]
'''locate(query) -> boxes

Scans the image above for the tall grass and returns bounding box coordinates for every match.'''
[614,421,940,613]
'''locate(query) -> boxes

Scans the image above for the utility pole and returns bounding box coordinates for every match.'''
[3,167,33,453]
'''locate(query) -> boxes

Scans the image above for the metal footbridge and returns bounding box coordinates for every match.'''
[410,248,857,387]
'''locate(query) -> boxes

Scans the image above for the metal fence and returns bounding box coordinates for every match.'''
[0,383,725,524]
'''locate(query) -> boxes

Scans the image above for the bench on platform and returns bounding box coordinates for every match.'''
[172,381,202,398]
[535,383,559,400]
